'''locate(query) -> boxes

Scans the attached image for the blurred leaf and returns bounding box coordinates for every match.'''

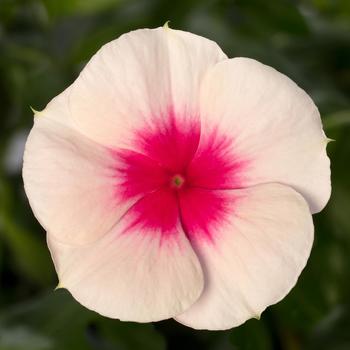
[323,110,350,130]
[231,0,309,36]
[0,178,53,286]
[0,218,53,286]
[307,304,350,350]
[0,290,166,350]
[42,0,121,18]
[229,318,272,350]
[0,326,52,350]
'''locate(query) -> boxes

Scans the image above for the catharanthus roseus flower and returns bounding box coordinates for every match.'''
[23,26,331,330]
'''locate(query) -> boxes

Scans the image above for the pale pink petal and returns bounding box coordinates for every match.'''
[47,191,204,322]
[23,117,142,244]
[32,85,75,127]
[199,57,330,213]
[68,27,227,148]
[175,183,313,330]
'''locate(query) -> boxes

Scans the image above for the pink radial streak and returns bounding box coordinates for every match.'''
[111,108,249,243]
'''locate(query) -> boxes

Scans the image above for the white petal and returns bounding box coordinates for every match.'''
[68,27,227,147]
[199,57,330,213]
[175,183,314,330]
[47,203,204,322]
[23,116,138,244]
[35,85,74,126]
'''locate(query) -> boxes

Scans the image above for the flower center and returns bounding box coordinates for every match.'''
[171,174,185,189]
[114,112,247,242]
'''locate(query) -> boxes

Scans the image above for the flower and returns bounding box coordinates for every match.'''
[22,26,331,330]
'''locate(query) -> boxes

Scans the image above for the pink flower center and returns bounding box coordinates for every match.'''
[170,174,185,189]
[113,110,247,242]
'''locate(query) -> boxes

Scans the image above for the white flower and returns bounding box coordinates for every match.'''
[23,26,331,330]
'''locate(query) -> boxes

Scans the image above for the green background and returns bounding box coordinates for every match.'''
[0,0,349,349]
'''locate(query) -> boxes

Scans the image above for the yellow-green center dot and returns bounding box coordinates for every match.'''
[172,174,185,188]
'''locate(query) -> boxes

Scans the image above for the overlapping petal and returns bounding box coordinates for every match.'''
[48,191,204,322]
[23,116,139,245]
[198,57,330,213]
[175,183,314,330]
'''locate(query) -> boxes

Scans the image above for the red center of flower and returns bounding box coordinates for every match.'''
[113,109,247,242]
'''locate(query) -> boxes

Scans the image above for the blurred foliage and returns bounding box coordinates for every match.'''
[0,0,349,349]
[0,290,165,350]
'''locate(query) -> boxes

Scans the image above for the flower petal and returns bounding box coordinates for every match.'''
[23,116,140,245]
[175,183,313,330]
[47,193,204,322]
[68,27,227,148]
[35,85,73,126]
[199,57,330,213]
